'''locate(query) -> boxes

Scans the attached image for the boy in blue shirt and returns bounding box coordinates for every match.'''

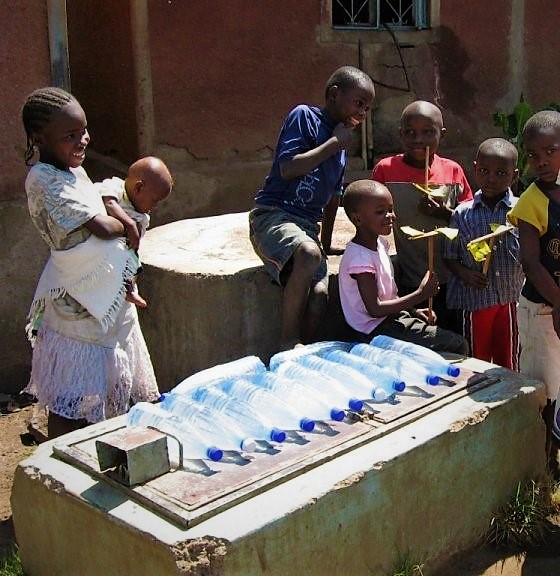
[250,66,375,350]
[444,138,523,369]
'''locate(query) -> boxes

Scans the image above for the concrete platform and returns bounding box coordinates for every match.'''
[11,359,546,576]
[137,210,357,392]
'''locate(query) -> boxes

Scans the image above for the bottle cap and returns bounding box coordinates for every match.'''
[330,408,345,421]
[240,438,257,452]
[300,417,315,432]
[447,365,460,377]
[270,428,286,443]
[159,393,169,402]
[426,374,440,386]
[207,446,223,462]
[348,398,364,411]
[393,380,406,392]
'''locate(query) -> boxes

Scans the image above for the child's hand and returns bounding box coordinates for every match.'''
[414,307,437,324]
[333,123,354,150]
[125,221,141,251]
[418,270,439,299]
[417,195,451,220]
[459,268,488,289]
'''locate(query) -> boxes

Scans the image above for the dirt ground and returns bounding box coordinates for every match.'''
[1,401,560,575]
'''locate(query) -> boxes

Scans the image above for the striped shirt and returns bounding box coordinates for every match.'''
[445,189,524,311]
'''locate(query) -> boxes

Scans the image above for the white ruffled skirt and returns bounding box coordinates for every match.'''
[26,295,159,423]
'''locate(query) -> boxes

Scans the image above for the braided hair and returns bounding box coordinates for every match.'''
[22,87,76,165]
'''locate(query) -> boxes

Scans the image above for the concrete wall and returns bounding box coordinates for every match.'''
[0,1,51,393]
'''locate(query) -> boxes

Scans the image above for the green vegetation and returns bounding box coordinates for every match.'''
[388,550,425,576]
[0,546,24,576]
[486,477,559,550]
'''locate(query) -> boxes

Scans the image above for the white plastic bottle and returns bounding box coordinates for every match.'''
[295,354,384,400]
[268,340,353,371]
[320,349,406,398]
[370,335,461,378]
[126,402,223,462]
[217,377,318,430]
[274,361,364,411]
[351,343,440,387]
[159,395,258,452]
[172,355,266,395]
[242,373,347,423]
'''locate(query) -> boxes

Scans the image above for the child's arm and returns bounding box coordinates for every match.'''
[102,196,141,251]
[321,195,343,254]
[444,258,488,289]
[83,214,125,238]
[280,123,354,181]
[354,269,438,318]
[518,220,560,337]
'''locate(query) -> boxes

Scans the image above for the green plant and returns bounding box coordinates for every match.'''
[486,477,557,550]
[388,550,425,576]
[0,546,24,576]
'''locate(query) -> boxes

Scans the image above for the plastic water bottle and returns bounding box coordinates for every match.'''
[274,361,364,411]
[126,402,223,462]
[351,343,440,387]
[216,377,318,430]
[370,335,461,378]
[176,386,286,443]
[247,372,346,423]
[319,349,406,398]
[294,354,384,400]
[268,341,354,371]
[172,355,266,395]
[159,395,258,452]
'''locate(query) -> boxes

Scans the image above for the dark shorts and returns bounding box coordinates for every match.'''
[249,205,328,287]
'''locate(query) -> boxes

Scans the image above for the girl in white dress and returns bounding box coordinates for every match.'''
[22,87,159,438]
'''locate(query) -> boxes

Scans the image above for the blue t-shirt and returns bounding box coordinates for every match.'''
[255,104,346,222]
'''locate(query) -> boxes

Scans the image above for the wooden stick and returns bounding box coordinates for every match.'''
[428,235,435,325]
[425,146,430,190]
[482,236,496,276]
[467,225,514,247]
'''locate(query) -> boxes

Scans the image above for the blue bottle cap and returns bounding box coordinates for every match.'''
[393,380,406,392]
[159,393,169,402]
[300,418,315,432]
[207,446,223,462]
[447,365,460,377]
[348,398,364,411]
[426,374,440,386]
[330,408,345,421]
[270,428,286,443]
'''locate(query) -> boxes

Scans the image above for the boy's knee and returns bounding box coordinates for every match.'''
[293,242,322,272]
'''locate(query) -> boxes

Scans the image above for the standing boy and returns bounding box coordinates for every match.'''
[508,110,560,473]
[250,66,375,350]
[338,179,467,353]
[444,138,523,369]
[372,100,473,330]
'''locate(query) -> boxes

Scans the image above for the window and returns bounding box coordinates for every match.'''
[332,0,429,30]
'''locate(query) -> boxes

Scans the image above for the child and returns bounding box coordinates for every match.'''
[250,65,375,350]
[372,100,473,330]
[444,138,523,370]
[507,110,560,472]
[22,86,159,438]
[338,179,468,354]
[96,156,173,308]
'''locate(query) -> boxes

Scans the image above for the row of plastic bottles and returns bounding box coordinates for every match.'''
[126,336,461,463]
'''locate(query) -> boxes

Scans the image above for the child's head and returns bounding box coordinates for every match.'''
[22,87,89,170]
[344,179,394,238]
[125,156,173,214]
[522,110,560,186]
[324,66,375,128]
[474,138,518,201]
[399,100,445,167]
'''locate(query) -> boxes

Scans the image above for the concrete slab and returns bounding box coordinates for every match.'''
[12,361,546,576]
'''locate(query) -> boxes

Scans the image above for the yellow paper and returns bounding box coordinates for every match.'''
[400,225,425,237]
[401,226,458,240]
[412,182,447,198]
[467,240,491,262]
[436,227,459,240]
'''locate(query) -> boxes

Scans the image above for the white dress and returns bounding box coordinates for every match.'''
[25,162,159,423]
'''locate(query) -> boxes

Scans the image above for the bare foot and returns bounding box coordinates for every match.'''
[126,291,148,308]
